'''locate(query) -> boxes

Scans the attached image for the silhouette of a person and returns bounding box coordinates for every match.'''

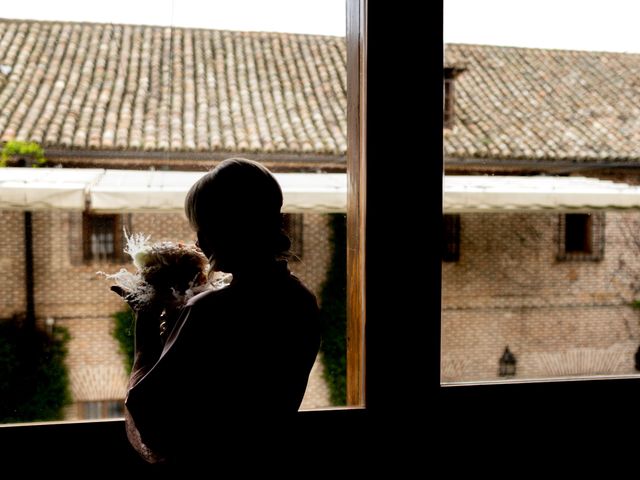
[116,158,321,467]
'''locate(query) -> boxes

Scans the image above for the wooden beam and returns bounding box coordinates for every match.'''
[346,0,366,406]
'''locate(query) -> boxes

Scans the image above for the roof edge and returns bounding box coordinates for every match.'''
[44,148,345,163]
[444,42,640,56]
[446,157,640,173]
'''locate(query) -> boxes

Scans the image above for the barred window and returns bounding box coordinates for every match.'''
[557,213,605,261]
[82,213,128,263]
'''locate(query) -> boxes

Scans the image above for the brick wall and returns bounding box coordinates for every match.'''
[289,213,333,297]
[292,213,333,409]
[2,209,335,419]
[59,316,129,421]
[131,212,194,244]
[18,205,639,400]
[27,211,125,318]
[0,211,26,318]
[442,211,640,382]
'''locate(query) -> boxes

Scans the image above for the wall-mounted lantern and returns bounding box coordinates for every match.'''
[45,317,55,336]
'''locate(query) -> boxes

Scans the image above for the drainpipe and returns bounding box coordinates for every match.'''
[24,210,35,329]
[15,156,38,329]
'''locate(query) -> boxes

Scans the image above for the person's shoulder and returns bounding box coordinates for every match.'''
[185,283,233,309]
[285,272,319,309]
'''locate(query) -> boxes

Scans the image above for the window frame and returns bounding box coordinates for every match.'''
[81,212,130,264]
[435,11,640,449]
[82,212,117,263]
[5,0,636,467]
[1,0,372,465]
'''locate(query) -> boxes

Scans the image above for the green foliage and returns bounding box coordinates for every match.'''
[112,308,135,373]
[0,140,46,167]
[0,318,71,423]
[319,214,347,405]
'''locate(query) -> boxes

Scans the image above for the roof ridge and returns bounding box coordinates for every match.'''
[0,16,344,39]
[445,42,640,56]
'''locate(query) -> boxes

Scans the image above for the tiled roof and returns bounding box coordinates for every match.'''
[0,19,346,158]
[445,43,640,164]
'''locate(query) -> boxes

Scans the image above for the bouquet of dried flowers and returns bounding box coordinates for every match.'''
[100,232,219,312]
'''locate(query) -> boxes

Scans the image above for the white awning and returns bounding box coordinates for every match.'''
[4,169,640,214]
[90,170,207,212]
[0,168,104,210]
[0,167,347,213]
[444,175,640,212]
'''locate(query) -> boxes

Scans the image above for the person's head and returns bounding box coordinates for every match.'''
[184,158,291,273]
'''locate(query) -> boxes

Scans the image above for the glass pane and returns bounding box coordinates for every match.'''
[90,215,116,261]
[106,400,125,418]
[443,2,640,384]
[82,402,102,420]
[0,0,347,426]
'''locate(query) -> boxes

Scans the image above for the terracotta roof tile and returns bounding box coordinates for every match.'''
[0,18,346,157]
[445,43,640,164]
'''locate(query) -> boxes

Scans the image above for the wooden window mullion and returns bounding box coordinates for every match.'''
[346,0,366,407]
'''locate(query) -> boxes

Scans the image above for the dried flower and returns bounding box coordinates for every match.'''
[99,231,228,309]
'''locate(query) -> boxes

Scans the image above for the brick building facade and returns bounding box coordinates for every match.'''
[442,211,640,382]
[443,43,640,383]
[2,209,336,419]
[0,18,348,420]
